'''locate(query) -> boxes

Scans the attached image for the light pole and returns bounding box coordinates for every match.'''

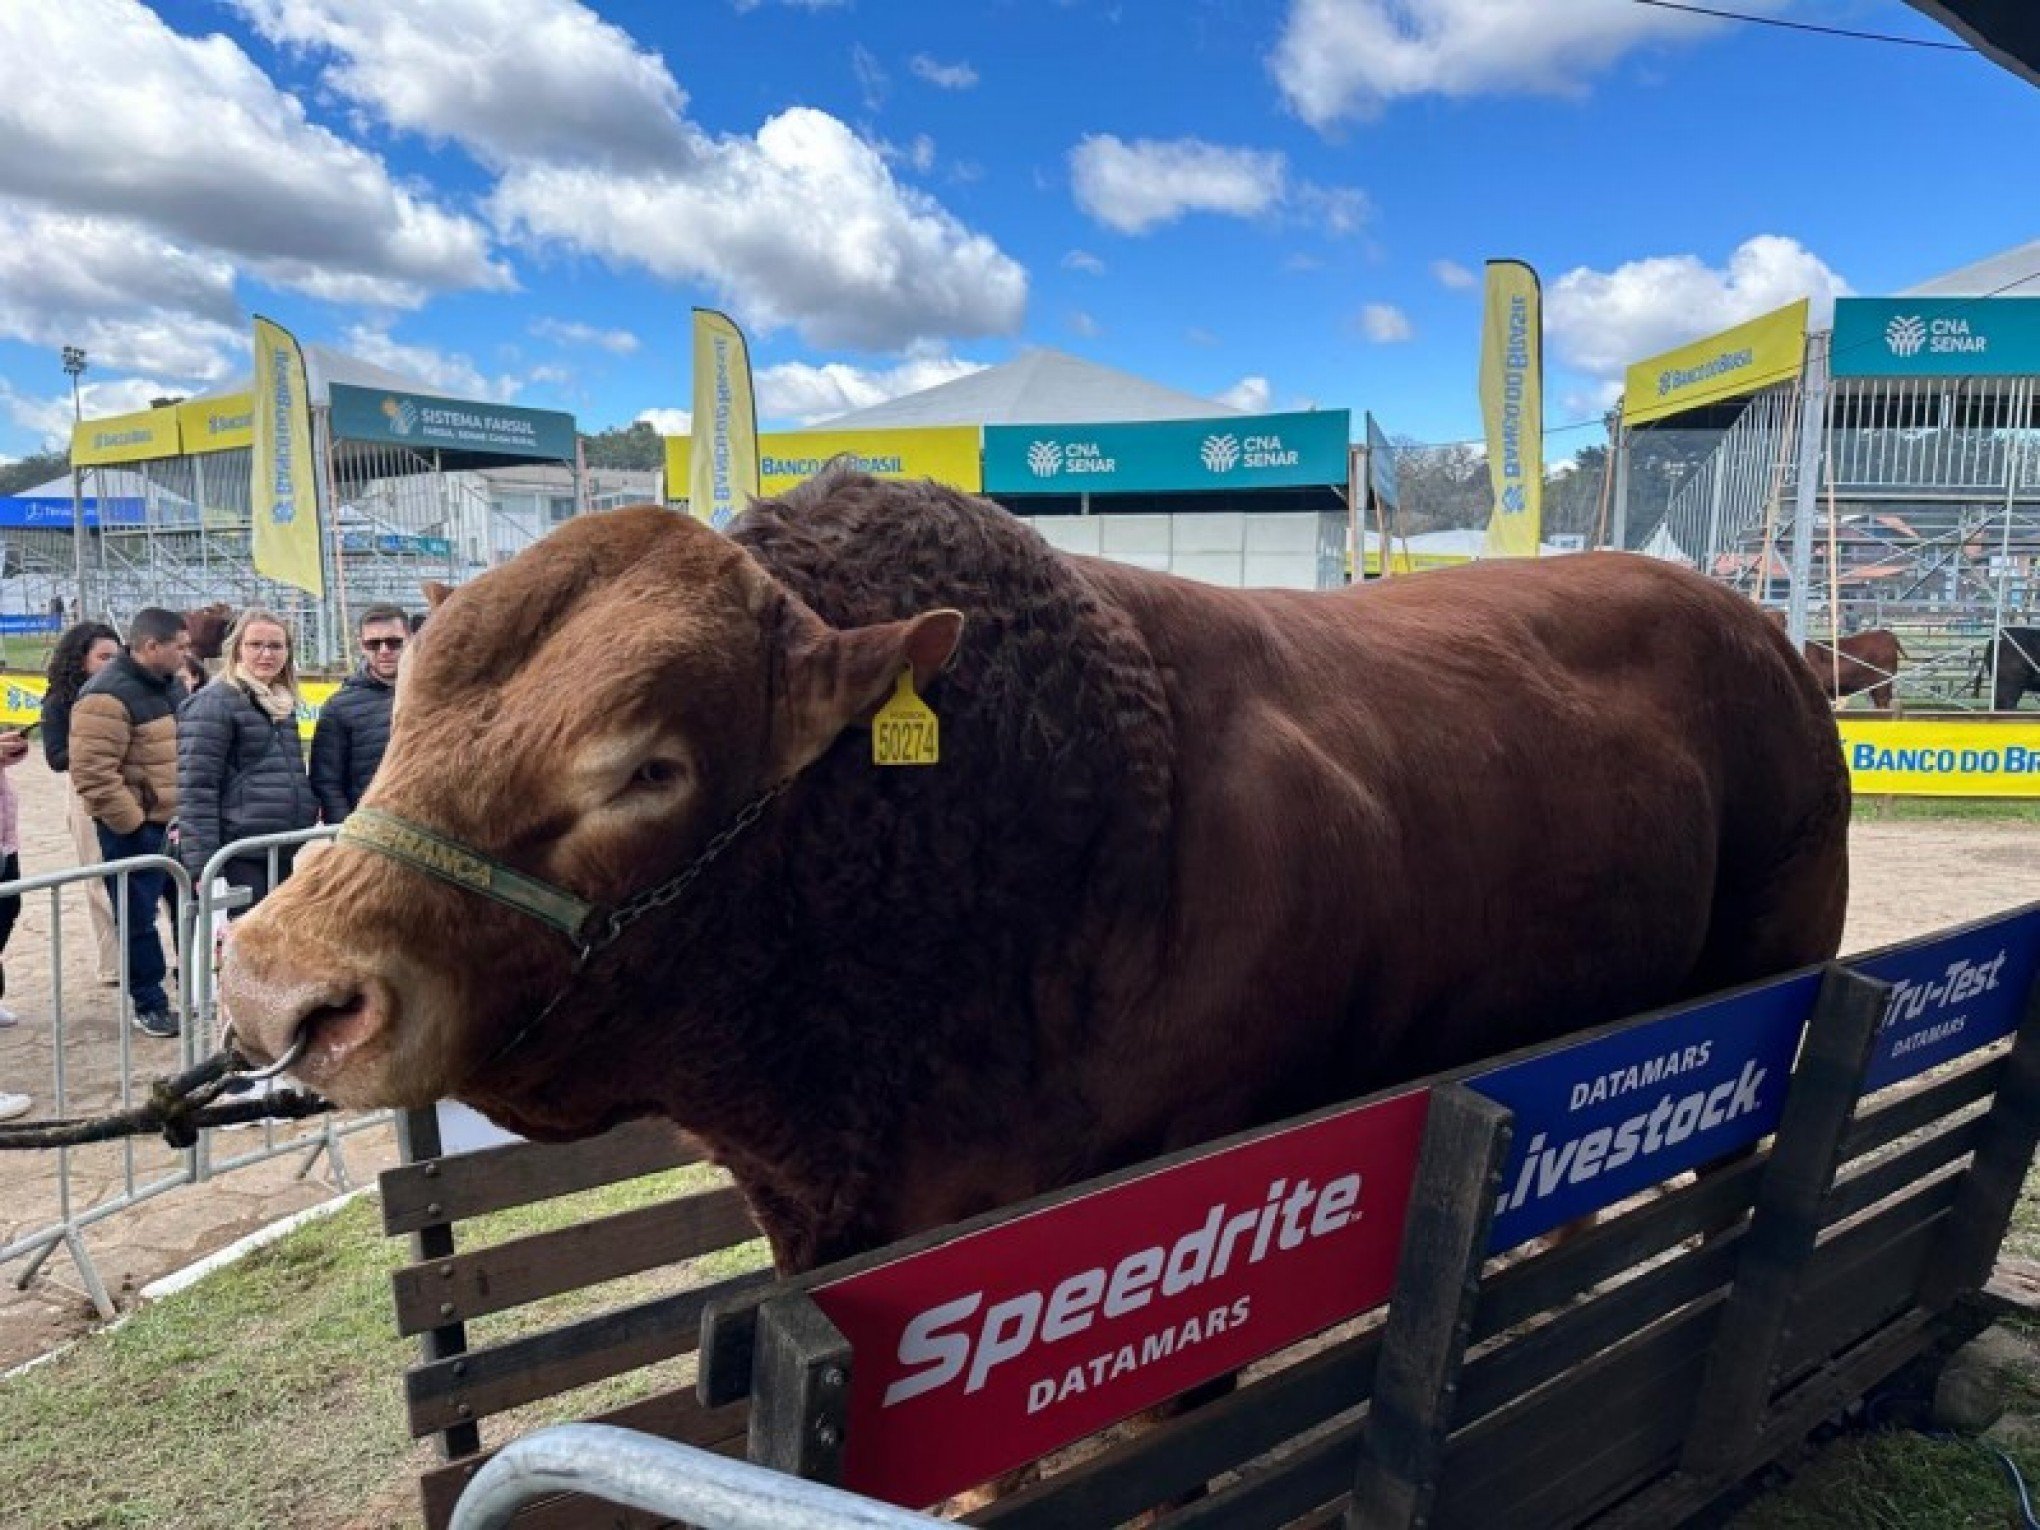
[61,346,87,621]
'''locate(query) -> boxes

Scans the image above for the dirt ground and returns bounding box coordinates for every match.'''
[0,754,2036,1376]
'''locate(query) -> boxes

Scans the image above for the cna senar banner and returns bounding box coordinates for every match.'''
[664,425,982,499]
[1470,973,1820,1252]
[1839,716,2040,798]
[1855,903,2040,1093]
[1832,297,2040,379]
[808,1088,1429,1508]
[251,315,324,599]
[176,393,254,455]
[70,405,180,466]
[1623,299,1808,428]
[1478,259,1542,558]
[327,384,576,462]
[982,409,1350,496]
[688,307,761,531]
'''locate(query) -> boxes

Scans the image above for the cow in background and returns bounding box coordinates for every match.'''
[183,602,235,662]
[1804,628,1906,711]
[1974,626,2040,711]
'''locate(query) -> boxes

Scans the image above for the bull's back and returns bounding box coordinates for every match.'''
[1073,552,1848,1144]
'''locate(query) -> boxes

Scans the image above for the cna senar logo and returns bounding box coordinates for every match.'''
[1200,434,1241,473]
[379,396,420,436]
[1026,440,1063,478]
[1884,314,1928,358]
[881,1171,1365,1415]
[1496,1042,1771,1216]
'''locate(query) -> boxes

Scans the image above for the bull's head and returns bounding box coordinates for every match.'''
[220,505,961,1126]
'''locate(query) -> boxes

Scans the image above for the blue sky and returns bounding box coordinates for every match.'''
[1,0,2035,465]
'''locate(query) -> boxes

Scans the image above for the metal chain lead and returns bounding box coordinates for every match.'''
[589,777,795,954]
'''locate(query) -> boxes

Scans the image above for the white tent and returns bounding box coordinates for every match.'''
[817,348,1243,429]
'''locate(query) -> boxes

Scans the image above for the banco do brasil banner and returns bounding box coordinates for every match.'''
[665,426,982,500]
[0,673,340,732]
[177,393,254,455]
[983,410,1349,496]
[1624,299,1808,427]
[329,383,576,461]
[71,405,181,466]
[1832,297,2040,378]
[1838,715,2040,797]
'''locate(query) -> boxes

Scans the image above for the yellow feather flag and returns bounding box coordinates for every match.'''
[688,308,762,531]
[250,315,324,596]
[1479,260,1544,559]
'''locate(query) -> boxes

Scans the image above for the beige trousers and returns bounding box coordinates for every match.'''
[65,782,121,982]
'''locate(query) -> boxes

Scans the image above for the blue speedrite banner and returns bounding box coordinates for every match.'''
[1471,973,1821,1252]
[1855,903,2040,1094]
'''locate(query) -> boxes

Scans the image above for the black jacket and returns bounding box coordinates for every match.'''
[309,663,395,823]
[176,678,318,878]
[40,690,77,773]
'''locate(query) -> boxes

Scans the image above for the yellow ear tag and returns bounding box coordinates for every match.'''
[872,667,939,767]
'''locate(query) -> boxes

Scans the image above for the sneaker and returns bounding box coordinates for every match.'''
[0,1091,30,1122]
[0,1004,17,1028]
[132,1008,180,1039]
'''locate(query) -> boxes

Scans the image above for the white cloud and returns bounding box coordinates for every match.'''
[1186,327,1220,347]
[490,109,1028,349]
[1067,310,1102,339]
[531,318,641,355]
[342,325,521,400]
[754,348,988,425]
[1068,135,1363,240]
[0,209,247,384]
[1359,303,1414,343]
[1070,135,1286,235]
[1546,235,1849,381]
[1062,250,1107,275]
[1270,0,1772,128]
[1431,258,1477,290]
[235,0,690,169]
[637,407,691,434]
[910,54,979,90]
[1,376,181,448]
[0,0,508,303]
[852,44,889,112]
[1218,376,1272,412]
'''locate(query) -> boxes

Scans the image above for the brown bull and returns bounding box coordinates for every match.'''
[222,469,1849,1274]
[1804,627,1906,710]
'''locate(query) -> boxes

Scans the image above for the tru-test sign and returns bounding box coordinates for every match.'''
[808,1088,1428,1508]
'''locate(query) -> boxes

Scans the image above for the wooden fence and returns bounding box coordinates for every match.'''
[384,912,2040,1528]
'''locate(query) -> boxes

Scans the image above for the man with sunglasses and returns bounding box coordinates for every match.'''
[310,604,409,825]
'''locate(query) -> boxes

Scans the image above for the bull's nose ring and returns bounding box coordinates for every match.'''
[225,1025,310,1082]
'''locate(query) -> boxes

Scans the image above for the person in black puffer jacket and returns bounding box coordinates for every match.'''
[177,608,318,905]
[309,603,409,823]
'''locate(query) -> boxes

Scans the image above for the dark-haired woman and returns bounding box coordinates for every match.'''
[41,620,122,985]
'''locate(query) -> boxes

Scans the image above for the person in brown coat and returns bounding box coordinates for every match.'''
[70,608,190,1038]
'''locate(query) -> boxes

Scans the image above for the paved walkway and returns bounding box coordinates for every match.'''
[0,750,399,1370]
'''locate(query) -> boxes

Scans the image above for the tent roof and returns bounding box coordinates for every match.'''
[816,347,1243,429]
[187,343,456,410]
[1901,239,2040,298]
[1902,2,2040,89]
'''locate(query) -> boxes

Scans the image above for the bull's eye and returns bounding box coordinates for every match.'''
[632,759,684,789]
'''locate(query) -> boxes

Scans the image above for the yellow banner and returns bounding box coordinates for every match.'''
[251,316,324,598]
[177,392,255,454]
[1479,259,1543,558]
[0,673,341,731]
[688,308,761,530]
[666,425,983,499]
[1623,299,1808,427]
[71,406,180,466]
[1839,715,2040,797]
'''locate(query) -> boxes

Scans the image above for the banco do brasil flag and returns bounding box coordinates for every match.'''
[1479,259,1543,559]
[251,315,324,597]
[688,308,761,531]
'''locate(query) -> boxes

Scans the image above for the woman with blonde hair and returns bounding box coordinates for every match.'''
[175,608,318,909]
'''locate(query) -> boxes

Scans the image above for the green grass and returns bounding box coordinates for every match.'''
[0,1164,768,1530]
[1731,1431,2040,1529]
[1852,797,2040,824]
[1,637,54,674]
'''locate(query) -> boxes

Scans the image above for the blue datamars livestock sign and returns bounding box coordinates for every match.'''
[1471,975,1820,1252]
[1856,905,2040,1093]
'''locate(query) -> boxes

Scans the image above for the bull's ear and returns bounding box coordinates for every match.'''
[772,608,965,777]
[422,580,454,611]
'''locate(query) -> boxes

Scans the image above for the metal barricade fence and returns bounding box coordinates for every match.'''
[0,828,391,1314]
